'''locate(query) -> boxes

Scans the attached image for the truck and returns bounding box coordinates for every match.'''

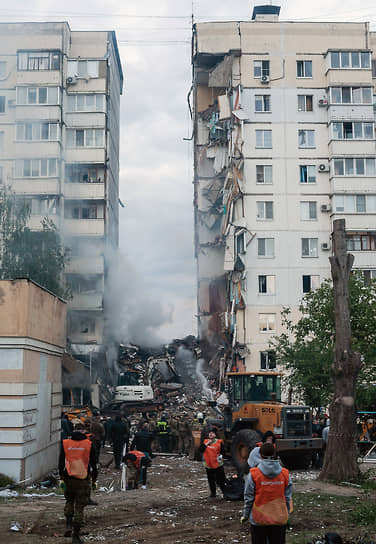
[205,371,322,471]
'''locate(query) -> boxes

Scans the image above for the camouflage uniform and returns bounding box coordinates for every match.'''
[178,415,193,455]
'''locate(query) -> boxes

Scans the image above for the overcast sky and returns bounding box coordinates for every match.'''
[3,0,376,344]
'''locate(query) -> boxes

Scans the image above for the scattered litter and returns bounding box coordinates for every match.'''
[10,521,21,532]
[0,489,18,498]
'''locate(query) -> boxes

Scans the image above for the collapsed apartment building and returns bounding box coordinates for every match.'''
[192,5,376,373]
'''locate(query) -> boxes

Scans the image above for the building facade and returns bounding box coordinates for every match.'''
[0,22,123,368]
[192,6,376,373]
[0,279,66,482]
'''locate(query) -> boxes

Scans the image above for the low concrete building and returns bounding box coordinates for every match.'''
[0,279,66,482]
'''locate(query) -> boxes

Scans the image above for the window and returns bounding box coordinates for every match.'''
[0,96,5,113]
[17,86,59,105]
[66,128,104,147]
[67,275,99,294]
[256,165,272,184]
[259,314,276,332]
[30,197,58,215]
[333,157,376,176]
[79,318,96,335]
[235,231,246,255]
[254,60,270,78]
[260,350,276,370]
[335,194,376,213]
[330,86,372,104]
[302,275,320,293]
[362,269,376,282]
[346,233,376,251]
[0,165,3,184]
[65,164,104,183]
[67,94,105,112]
[256,129,272,148]
[17,50,60,71]
[68,205,98,219]
[15,158,58,178]
[258,238,274,257]
[298,130,315,147]
[257,201,273,220]
[300,201,317,220]
[332,121,374,140]
[298,95,313,112]
[330,51,371,69]
[302,238,318,257]
[255,95,271,112]
[297,60,312,78]
[0,61,6,79]
[258,275,275,294]
[300,165,316,183]
[67,60,99,78]
[16,122,59,141]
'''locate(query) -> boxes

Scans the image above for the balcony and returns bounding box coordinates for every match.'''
[16,71,61,86]
[64,148,105,163]
[64,219,104,236]
[15,105,61,121]
[326,69,372,86]
[66,256,104,275]
[28,214,60,230]
[10,179,60,195]
[64,112,106,128]
[331,177,376,193]
[64,183,104,200]
[332,213,376,230]
[328,104,374,122]
[70,292,103,311]
[14,141,61,157]
[328,139,375,156]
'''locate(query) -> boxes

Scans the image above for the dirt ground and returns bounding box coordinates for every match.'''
[0,448,374,544]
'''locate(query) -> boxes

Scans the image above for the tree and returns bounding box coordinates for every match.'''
[0,186,70,299]
[272,274,376,412]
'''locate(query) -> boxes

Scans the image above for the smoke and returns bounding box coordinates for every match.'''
[105,252,173,347]
[196,358,214,401]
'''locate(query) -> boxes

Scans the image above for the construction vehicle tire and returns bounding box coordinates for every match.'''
[232,429,260,474]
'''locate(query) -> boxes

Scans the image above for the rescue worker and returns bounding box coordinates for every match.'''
[131,421,154,458]
[178,412,192,455]
[241,443,293,544]
[59,420,98,544]
[169,414,179,453]
[248,430,276,468]
[122,450,152,489]
[157,413,170,452]
[88,414,105,464]
[199,427,226,499]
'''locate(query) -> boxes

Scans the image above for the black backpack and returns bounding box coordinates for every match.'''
[223,474,245,501]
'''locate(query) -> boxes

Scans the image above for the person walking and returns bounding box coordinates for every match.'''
[110,415,129,469]
[199,427,226,499]
[88,414,105,465]
[59,420,98,543]
[241,443,293,544]
[157,413,170,452]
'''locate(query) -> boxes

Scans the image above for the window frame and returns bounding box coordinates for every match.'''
[257,237,275,258]
[302,274,320,293]
[259,313,276,332]
[299,165,316,183]
[14,158,58,178]
[17,50,61,71]
[330,86,372,105]
[300,201,317,221]
[254,60,270,78]
[66,93,105,112]
[256,165,273,184]
[331,121,374,140]
[16,86,59,106]
[329,51,371,70]
[258,274,275,294]
[333,157,376,176]
[257,200,274,220]
[296,60,312,78]
[298,129,315,148]
[16,121,59,142]
[260,350,276,370]
[301,238,319,258]
[297,94,313,112]
[255,94,271,112]
[255,129,272,148]
[67,128,105,148]
[67,59,99,79]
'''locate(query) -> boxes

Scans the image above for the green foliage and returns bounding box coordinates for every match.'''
[350,501,376,525]
[0,186,71,299]
[0,473,16,487]
[271,274,376,410]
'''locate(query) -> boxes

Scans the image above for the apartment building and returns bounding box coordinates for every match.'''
[0,22,123,368]
[192,5,376,372]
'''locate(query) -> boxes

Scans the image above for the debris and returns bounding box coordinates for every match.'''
[10,521,21,532]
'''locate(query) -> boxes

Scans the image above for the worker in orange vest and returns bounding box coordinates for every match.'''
[199,427,227,499]
[123,450,152,489]
[241,443,292,544]
[59,420,98,544]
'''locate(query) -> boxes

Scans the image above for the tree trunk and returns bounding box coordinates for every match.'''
[319,219,362,482]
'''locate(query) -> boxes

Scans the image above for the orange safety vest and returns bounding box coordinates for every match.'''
[203,438,223,469]
[250,466,290,526]
[63,438,92,479]
[128,450,145,469]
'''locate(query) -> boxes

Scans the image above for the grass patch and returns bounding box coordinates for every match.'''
[350,501,376,525]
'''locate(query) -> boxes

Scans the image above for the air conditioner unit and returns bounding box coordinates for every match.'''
[318,97,328,107]
[320,204,332,212]
[260,75,270,84]
[66,76,78,86]
[321,242,331,251]
[318,163,330,172]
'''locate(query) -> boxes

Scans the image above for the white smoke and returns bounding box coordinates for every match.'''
[196,358,214,401]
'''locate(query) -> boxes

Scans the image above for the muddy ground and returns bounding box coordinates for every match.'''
[0,447,375,544]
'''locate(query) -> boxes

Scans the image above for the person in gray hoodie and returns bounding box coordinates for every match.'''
[248,430,276,468]
[241,443,293,544]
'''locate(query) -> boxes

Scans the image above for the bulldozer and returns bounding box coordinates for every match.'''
[204,371,322,471]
